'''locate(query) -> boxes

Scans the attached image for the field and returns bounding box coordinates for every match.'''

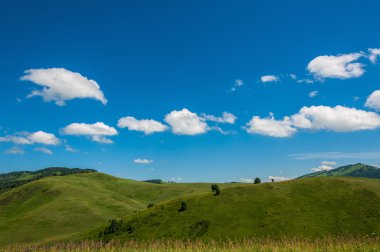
[0,172,236,246]
[2,237,380,252]
[92,177,380,241]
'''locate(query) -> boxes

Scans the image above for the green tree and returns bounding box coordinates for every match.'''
[254,177,261,184]
[211,184,220,195]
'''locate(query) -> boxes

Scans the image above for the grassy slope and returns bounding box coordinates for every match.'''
[94,177,380,241]
[300,163,380,179]
[0,172,236,246]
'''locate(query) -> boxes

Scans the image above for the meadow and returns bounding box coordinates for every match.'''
[2,237,380,252]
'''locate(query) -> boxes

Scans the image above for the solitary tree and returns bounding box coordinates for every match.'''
[271,178,275,183]
[178,201,187,212]
[254,177,261,184]
[211,184,220,195]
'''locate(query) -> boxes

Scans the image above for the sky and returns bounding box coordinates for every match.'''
[1,0,380,182]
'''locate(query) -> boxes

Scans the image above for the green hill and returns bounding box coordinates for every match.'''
[92,177,380,241]
[299,163,380,179]
[0,167,96,193]
[0,172,236,246]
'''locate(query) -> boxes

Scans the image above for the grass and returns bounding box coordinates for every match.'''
[93,177,380,241]
[2,237,380,252]
[0,172,236,246]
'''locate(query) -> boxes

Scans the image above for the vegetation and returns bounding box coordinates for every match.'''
[92,177,380,242]
[0,167,96,193]
[254,177,261,184]
[3,237,380,252]
[211,184,220,195]
[300,163,380,179]
[0,172,234,246]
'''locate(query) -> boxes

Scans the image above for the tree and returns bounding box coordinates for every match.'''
[211,184,220,195]
[271,178,275,183]
[254,177,261,184]
[178,201,187,212]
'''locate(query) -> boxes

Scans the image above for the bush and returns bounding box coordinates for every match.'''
[211,184,220,195]
[254,177,261,184]
[147,203,154,208]
[178,201,187,212]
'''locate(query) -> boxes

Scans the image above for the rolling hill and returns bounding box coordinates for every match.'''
[299,163,380,179]
[0,172,237,246]
[0,167,96,194]
[92,176,380,241]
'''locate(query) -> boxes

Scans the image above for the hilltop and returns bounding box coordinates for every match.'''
[299,163,380,179]
[0,172,236,245]
[93,176,380,241]
[0,167,96,193]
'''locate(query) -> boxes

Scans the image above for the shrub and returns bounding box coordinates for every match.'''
[178,201,187,212]
[211,184,220,195]
[254,177,261,184]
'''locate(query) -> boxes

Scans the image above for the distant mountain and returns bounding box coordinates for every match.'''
[299,163,380,179]
[0,167,96,193]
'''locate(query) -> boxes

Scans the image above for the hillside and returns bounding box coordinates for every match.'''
[299,163,380,179]
[0,167,96,193]
[92,177,380,241]
[0,172,236,246]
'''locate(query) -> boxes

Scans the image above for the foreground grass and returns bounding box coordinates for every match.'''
[3,237,380,252]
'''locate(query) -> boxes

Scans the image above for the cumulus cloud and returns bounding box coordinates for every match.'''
[368,48,380,63]
[28,131,60,145]
[231,79,244,91]
[134,158,154,164]
[61,122,118,143]
[260,75,279,83]
[0,131,60,145]
[21,68,107,106]
[201,112,237,124]
[291,105,380,132]
[164,108,208,135]
[246,105,380,137]
[240,178,254,183]
[34,147,53,155]
[365,90,380,111]
[245,113,297,138]
[309,91,318,98]
[321,161,336,166]
[268,176,291,182]
[307,53,365,79]
[5,146,24,155]
[117,116,168,134]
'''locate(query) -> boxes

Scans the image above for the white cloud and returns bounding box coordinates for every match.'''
[28,131,60,145]
[201,112,237,124]
[297,79,314,84]
[365,90,380,111]
[288,74,297,80]
[307,53,365,79]
[0,135,32,145]
[312,165,333,172]
[117,116,168,134]
[245,113,297,138]
[34,147,53,155]
[309,91,318,98]
[260,75,279,83]
[231,79,244,91]
[5,146,24,155]
[0,131,59,145]
[211,126,236,135]
[61,122,118,144]
[134,158,154,164]
[368,48,380,63]
[291,105,380,132]
[240,178,254,183]
[246,105,380,138]
[65,145,77,152]
[268,176,291,182]
[164,108,208,135]
[21,68,107,106]
[321,161,336,166]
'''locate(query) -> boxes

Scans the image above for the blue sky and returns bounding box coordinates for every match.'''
[1,0,380,182]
